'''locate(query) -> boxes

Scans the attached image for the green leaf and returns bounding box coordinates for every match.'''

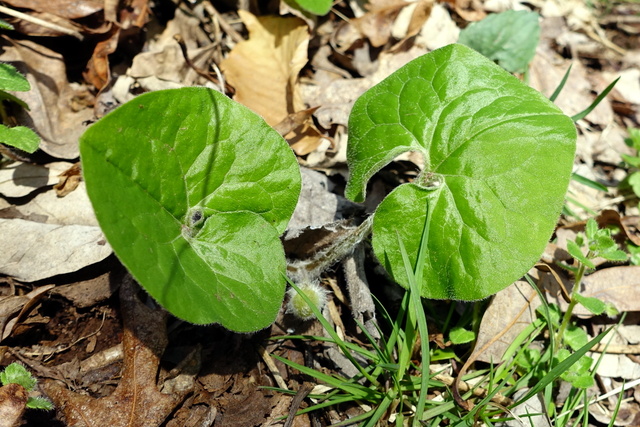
[26,397,53,410]
[571,172,608,192]
[567,240,595,269]
[81,87,301,332]
[449,326,475,345]
[0,363,36,390]
[564,324,588,351]
[0,125,39,153]
[288,0,332,15]
[573,293,612,316]
[556,351,594,389]
[457,10,540,73]
[0,19,14,31]
[347,44,576,300]
[585,218,598,240]
[628,172,640,198]
[0,63,30,91]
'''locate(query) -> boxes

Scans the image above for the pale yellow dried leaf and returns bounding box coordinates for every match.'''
[221,10,308,126]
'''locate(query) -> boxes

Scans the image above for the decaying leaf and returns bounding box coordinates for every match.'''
[43,277,191,427]
[474,280,541,363]
[221,10,308,126]
[0,382,28,427]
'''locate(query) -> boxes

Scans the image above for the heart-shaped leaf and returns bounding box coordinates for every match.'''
[81,87,301,331]
[346,44,576,300]
[458,10,540,73]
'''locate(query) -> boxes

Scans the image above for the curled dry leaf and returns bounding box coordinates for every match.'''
[221,10,308,126]
[0,40,95,159]
[0,162,71,198]
[0,284,55,342]
[83,25,120,91]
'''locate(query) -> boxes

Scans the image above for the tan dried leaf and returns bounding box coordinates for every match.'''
[474,280,541,363]
[221,10,308,126]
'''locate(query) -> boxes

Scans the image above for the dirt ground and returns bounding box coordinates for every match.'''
[0,0,639,426]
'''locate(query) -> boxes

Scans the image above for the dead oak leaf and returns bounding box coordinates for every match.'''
[43,277,190,427]
[221,10,308,126]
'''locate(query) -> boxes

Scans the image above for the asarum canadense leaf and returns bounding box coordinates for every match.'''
[346,44,576,301]
[81,87,301,332]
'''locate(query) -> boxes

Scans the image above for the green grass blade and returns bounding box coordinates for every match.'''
[286,279,380,386]
[514,325,613,405]
[549,64,572,102]
[571,77,619,122]
[571,172,608,192]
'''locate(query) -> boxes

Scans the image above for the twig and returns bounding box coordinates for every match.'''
[257,344,288,390]
[0,5,83,40]
[201,1,243,43]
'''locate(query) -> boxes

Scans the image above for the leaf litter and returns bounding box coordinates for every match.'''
[0,0,638,425]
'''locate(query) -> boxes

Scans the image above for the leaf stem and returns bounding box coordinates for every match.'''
[555,254,589,349]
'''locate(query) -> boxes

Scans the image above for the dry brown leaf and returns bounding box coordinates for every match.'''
[84,25,120,91]
[220,10,308,126]
[43,278,190,427]
[1,284,55,341]
[473,280,541,363]
[542,266,640,317]
[0,39,95,159]
[351,1,407,47]
[0,383,28,427]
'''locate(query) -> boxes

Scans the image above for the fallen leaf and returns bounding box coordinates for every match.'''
[0,383,28,427]
[221,10,308,126]
[43,277,190,427]
[83,25,120,91]
[351,1,407,47]
[542,266,640,317]
[415,3,460,50]
[1,284,55,341]
[474,280,541,363]
[54,162,82,197]
[0,162,71,198]
[0,218,111,282]
[0,39,95,159]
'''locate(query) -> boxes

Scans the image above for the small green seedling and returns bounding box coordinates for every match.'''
[0,363,52,410]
